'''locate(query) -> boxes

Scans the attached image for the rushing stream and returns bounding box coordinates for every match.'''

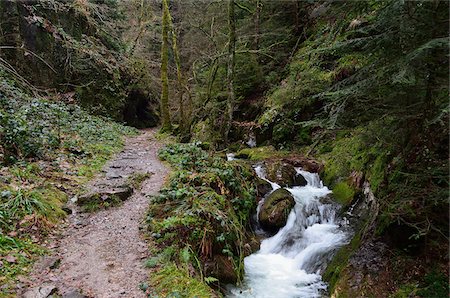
[228,164,350,298]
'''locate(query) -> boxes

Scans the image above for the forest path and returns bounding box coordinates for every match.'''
[22,129,168,298]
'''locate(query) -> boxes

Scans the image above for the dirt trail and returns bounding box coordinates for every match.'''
[22,129,168,298]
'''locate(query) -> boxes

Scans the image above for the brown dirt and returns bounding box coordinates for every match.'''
[21,129,168,298]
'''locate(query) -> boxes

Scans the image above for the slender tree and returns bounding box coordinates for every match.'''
[169,17,186,133]
[225,0,236,142]
[254,0,261,51]
[160,0,172,132]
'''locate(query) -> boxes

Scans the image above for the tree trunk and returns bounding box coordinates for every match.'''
[160,0,172,132]
[254,0,261,51]
[169,18,186,134]
[225,0,236,143]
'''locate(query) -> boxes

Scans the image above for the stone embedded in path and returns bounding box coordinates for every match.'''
[77,186,133,206]
[62,289,88,298]
[23,284,57,298]
[35,256,61,271]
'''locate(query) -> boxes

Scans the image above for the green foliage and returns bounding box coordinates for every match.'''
[234,53,264,98]
[416,271,449,298]
[0,71,136,164]
[145,257,160,268]
[148,143,257,292]
[0,187,66,233]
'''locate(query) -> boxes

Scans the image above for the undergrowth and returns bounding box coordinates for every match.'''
[148,143,257,295]
[0,70,136,294]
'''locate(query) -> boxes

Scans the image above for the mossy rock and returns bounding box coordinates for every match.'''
[256,177,272,198]
[259,188,295,231]
[77,186,133,206]
[204,254,237,284]
[332,182,355,206]
[265,161,307,187]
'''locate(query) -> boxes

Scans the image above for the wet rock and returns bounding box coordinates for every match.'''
[256,177,272,198]
[77,186,133,205]
[62,289,88,298]
[62,204,72,214]
[204,254,237,284]
[265,161,307,187]
[282,157,323,173]
[258,188,295,231]
[23,284,57,298]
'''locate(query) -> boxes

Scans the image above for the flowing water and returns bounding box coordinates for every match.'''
[229,165,350,298]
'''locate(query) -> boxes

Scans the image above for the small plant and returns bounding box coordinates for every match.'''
[145,257,159,268]
[128,172,152,190]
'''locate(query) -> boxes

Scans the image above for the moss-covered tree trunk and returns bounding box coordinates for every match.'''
[160,0,172,132]
[225,0,236,143]
[169,19,186,135]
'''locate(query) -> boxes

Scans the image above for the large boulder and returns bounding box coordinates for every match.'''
[259,188,295,231]
[265,161,307,187]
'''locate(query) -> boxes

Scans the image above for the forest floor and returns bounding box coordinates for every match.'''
[19,129,168,298]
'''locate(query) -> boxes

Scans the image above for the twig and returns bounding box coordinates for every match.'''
[0,46,57,73]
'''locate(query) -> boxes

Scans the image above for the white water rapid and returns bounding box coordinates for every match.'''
[229,166,350,298]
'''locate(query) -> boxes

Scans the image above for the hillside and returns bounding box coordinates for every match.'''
[0,0,448,297]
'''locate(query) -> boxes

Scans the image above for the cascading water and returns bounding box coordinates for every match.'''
[229,165,350,298]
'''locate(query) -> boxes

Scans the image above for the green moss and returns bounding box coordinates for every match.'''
[80,194,124,213]
[323,231,362,294]
[319,126,389,188]
[368,153,387,193]
[332,182,355,206]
